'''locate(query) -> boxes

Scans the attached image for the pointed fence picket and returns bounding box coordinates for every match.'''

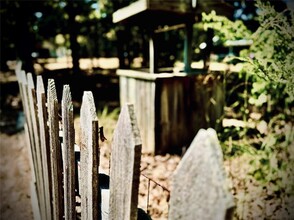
[109,104,142,220]
[36,76,52,220]
[16,68,234,220]
[62,85,76,220]
[47,78,64,220]
[169,128,234,220]
[80,91,100,220]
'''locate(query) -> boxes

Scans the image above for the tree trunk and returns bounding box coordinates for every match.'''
[66,1,80,74]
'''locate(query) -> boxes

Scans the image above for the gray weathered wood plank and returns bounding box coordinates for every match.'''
[19,71,37,183]
[27,73,46,220]
[62,85,76,220]
[25,122,40,219]
[169,128,234,220]
[30,180,41,220]
[109,103,142,220]
[47,79,64,220]
[80,91,99,220]
[37,76,52,220]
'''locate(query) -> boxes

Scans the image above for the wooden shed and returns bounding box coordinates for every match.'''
[113,0,233,154]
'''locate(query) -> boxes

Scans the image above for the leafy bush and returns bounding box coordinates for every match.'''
[204,1,294,209]
[240,1,294,101]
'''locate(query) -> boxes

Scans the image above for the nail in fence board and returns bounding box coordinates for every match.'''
[109,104,142,220]
[47,79,64,220]
[169,128,234,220]
[62,85,76,220]
[27,73,46,220]
[80,91,99,220]
[36,76,52,220]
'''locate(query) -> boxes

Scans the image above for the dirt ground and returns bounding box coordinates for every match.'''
[1,131,294,220]
[0,132,33,220]
[0,130,180,220]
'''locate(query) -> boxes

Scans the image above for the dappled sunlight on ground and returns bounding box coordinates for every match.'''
[39,57,120,71]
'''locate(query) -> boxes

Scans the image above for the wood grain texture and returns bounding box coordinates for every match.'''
[169,128,234,220]
[30,180,41,220]
[119,72,225,154]
[15,69,25,113]
[109,104,142,220]
[25,123,40,219]
[27,73,46,220]
[61,85,76,220]
[119,76,155,153]
[36,76,52,220]
[47,79,64,220]
[80,91,99,220]
[20,71,37,182]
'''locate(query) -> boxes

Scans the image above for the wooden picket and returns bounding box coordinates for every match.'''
[36,76,52,220]
[109,104,142,220]
[62,85,76,220]
[16,69,233,220]
[80,91,99,220]
[47,79,64,220]
[168,128,234,220]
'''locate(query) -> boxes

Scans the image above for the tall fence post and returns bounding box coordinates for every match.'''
[109,103,142,220]
[20,71,38,181]
[36,76,52,220]
[169,128,234,220]
[27,73,46,220]
[61,85,76,220]
[47,79,64,220]
[17,71,37,182]
[16,70,40,220]
[80,91,99,220]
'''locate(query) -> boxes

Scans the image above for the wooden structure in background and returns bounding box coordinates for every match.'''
[113,0,232,153]
[118,70,225,153]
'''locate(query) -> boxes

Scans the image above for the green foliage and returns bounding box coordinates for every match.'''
[208,1,294,205]
[202,10,252,44]
[97,106,119,140]
[240,0,294,101]
[248,115,294,194]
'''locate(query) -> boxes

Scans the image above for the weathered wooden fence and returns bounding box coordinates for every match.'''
[15,68,234,220]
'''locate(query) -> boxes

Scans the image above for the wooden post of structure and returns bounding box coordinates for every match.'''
[149,30,158,73]
[109,104,142,220]
[169,128,234,220]
[36,76,52,220]
[47,79,64,220]
[62,85,76,220]
[184,22,193,73]
[80,91,99,220]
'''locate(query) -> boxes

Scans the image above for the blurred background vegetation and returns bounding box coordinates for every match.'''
[1,0,294,218]
[0,0,268,73]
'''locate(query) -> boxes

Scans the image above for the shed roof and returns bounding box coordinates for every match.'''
[113,0,233,26]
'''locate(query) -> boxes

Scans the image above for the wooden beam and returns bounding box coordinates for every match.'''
[154,23,185,33]
[113,0,147,23]
[149,31,158,73]
[184,22,193,73]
